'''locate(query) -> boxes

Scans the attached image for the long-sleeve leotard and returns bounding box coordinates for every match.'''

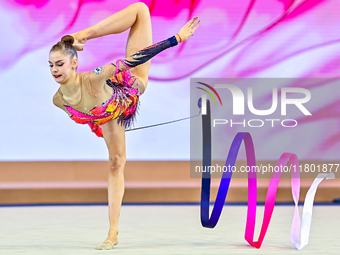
[121,35,178,69]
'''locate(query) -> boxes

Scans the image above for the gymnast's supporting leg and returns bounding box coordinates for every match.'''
[83,3,152,250]
[96,120,126,250]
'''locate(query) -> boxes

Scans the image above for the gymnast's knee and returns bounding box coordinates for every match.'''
[132,2,150,16]
[108,154,126,175]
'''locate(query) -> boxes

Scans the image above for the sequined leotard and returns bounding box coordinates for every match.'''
[53,36,178,137]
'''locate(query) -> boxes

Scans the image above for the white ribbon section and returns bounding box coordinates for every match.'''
[291,172,335,250]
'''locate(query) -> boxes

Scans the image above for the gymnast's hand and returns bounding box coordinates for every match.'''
[177,17,200,43]
[69,33,87,51]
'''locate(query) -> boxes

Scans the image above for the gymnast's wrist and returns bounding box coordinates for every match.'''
[175,34,182,43]
[77,30,91,41]
[74,29,95,42]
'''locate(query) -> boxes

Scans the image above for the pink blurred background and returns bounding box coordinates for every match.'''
[0,0,339,160]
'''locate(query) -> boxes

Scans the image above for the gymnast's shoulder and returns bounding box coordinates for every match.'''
[52,89,64,109]
[89,64,116,81]
[85,64,116,90]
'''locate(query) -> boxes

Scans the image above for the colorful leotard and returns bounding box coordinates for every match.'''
[53,36,178,137]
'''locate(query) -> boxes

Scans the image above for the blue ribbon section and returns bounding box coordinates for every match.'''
[200,100,256,228]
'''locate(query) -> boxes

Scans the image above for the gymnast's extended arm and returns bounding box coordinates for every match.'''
[119,17,201,70]
[118,36,178,70]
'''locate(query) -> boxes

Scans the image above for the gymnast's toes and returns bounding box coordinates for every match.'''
[95,239,118,250]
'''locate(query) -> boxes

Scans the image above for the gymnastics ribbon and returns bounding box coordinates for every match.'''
[125,113,200,132]
[200,100,335,249]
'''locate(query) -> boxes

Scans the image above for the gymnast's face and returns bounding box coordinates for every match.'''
[49,51,78,84]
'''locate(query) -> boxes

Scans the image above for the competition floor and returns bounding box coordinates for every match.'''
[0,204,339,255]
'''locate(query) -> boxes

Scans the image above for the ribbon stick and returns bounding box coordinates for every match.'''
[200,99,334,249]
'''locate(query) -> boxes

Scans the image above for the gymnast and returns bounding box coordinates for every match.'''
[49,2,200,250]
